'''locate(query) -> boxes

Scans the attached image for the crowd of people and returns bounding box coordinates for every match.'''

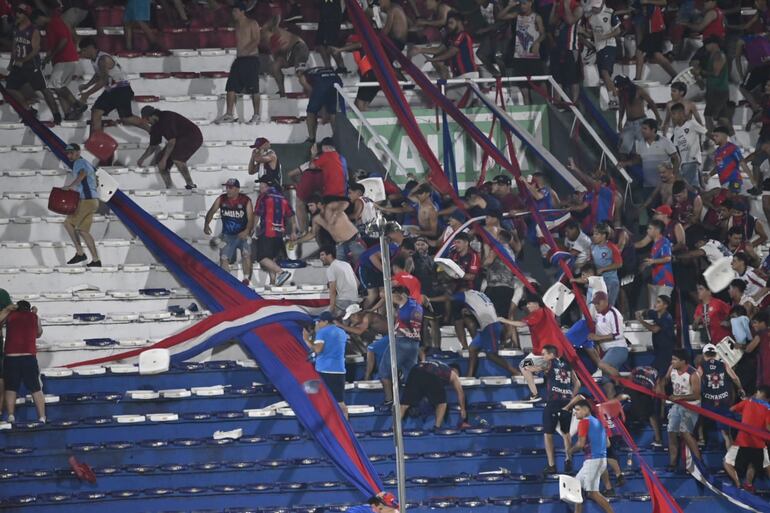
[5,0,770,509]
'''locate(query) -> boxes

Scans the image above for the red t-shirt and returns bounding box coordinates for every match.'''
[5,311,39,354]
[694,298,731,343]
[731,399,770,448]
[45,14,78,63]
[393,272,422,302]
[311,151,348,198]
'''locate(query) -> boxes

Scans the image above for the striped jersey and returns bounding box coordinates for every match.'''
[714,142,743,188]
[254,187,294,238]
[651,236,674,287]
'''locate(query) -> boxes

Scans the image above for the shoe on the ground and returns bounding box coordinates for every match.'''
[246,114,260,124]
[275,271,291,286]
[38,416,46,424]
[563,459,573,473]
[377,401,393,413]
[616,473,626,487]
[215,113,238,124]
[7,415,15,423]
[604,488,615,497]
[53,112,62,125]
[185,183,197,190]
[747,186,761,196]
[651,440,663,448]
[743,482,756,493]
[527,394,542,402]
[241,278,250,286]
[542,465,557,476]
[67,253,87,265]
[87,260,102,267]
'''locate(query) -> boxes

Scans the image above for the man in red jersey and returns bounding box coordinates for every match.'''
[0,301,45,424]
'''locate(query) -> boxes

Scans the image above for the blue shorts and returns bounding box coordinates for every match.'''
[601,346,628,373]
[596,47,617,75]
[307,77,342,114]
[358,264,384,290]
[470,322,503,354]
[220,233,251,263]
[124,0,151,22]
[702,401,733,433]
[377,337,420,382]
[367,336,389,361]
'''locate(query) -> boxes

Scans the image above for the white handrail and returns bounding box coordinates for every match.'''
[334,82,409,180]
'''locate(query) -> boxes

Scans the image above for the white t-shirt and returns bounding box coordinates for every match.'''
[587,7,620,51]
[672,120,707,165]
[565,231,592,267]
[513,12,540,59]
[700,239,731,264]
[326,259,359,302]
[593,306,626,350]
[454,290,498,330]
[736,266,766,299]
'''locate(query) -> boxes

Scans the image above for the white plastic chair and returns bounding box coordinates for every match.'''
[543,282,575,316]
[138,348,170,375]
[703,257,734,293]
[434,257,465,279]
[559,474,583,504]
[358,177,387,203]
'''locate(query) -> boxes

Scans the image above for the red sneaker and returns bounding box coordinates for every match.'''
[742,482,756,493]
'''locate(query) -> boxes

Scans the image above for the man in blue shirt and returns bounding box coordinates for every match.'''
[62,143,101,267]
[568,400,614,513]
[635,294,675,377]
[375,285,422,408]
[310,311,349,418]
[345,492,399,513]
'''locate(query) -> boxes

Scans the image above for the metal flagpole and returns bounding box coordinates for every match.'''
[378,216,407,509]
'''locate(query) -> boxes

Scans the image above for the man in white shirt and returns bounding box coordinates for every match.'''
[588,291,628,398]
[564,220,592,271]
[320,246,360,317]
[732,252,768,305]
[586,0,621,106]
[621,119,680,191]
[671,102,707,188]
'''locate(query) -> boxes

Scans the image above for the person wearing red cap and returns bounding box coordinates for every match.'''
[137,106,201,190]
[247,137,281,185]
[5,3,62,123]
[345,492,399,513]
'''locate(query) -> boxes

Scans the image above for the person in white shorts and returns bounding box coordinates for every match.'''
[568,400,615,513]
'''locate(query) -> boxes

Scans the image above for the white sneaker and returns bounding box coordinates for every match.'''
[38,416,46,424]
[7,415,15,423]
[215,113,238,124]
[246,114,261,124]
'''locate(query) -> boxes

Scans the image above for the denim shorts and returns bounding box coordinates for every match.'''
[377,337,420,382]
[601,346,629,373]
[220,233,251,263]
[667,404,698,433]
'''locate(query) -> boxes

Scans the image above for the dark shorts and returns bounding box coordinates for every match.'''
[6,63,46,91]
[736,447,765,477]
[3,355,41,393]
[596,46,617,75]
[627,389,655,421]
[640,31,664,56]
[93,85,135,118]
[550,48,579,87]
[543,399,572,435]
[254,236,285,261]
[509,58,544,78]
[286,41,310,69]
[317,3,342,46]
[358,264,384,290]
[307,77,342,114]
[356,70,380,104]
[402,367,446,406]
[704,89,730,119]
[169,131,203,163]
[320,372,346,402]
[742,63,770,92]
[226,56,260,94]
[701,400,732,433]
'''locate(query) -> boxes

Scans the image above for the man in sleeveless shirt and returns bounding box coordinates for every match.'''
[248,137,282,186]
[658,349,702,471]
[6,3,61,123]
[77,37,145,135]
[203,178,255,285]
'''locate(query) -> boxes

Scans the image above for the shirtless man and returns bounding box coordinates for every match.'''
[406,183,440,240]
[298,198,366,267]
[413,0,453,31]
[216,3,261,124]
[643,163,677,209]
[661,82,703,134]
[262,17,310,97]
[380,0,409,50]
[614,76,661,156]
[335,308,389,364]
